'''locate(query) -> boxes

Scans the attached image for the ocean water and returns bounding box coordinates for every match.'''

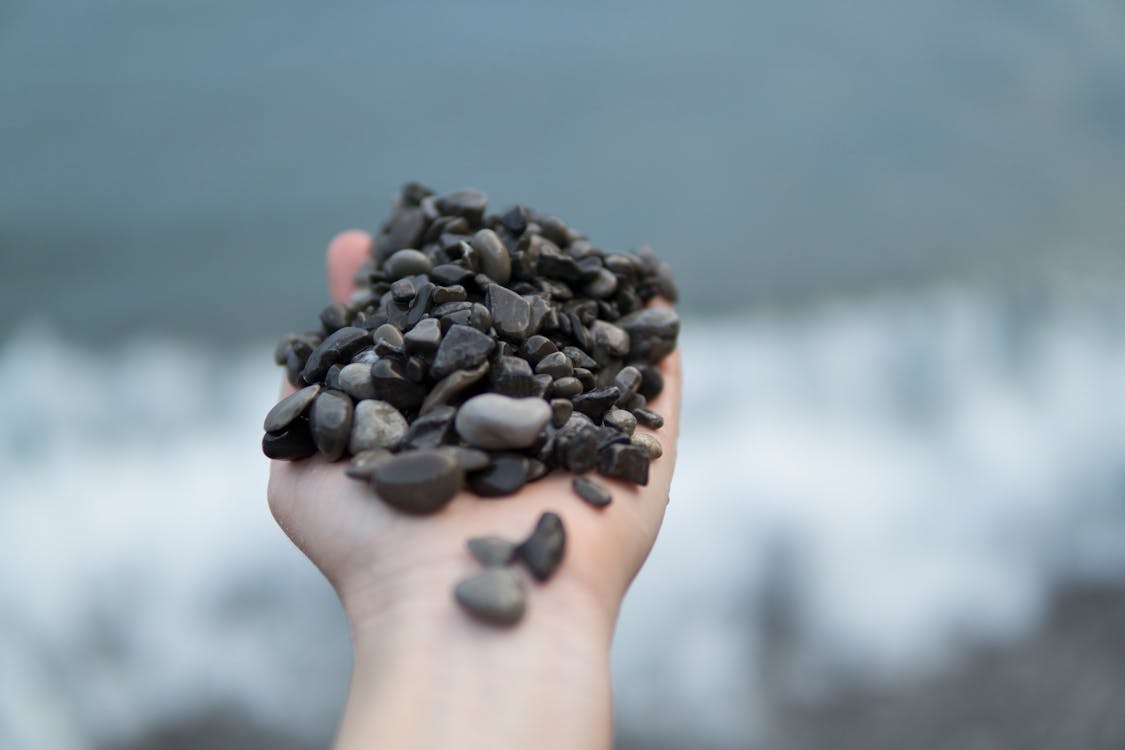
[3,277,1125,749]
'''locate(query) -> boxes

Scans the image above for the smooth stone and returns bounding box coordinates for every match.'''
[378,207,427,260]
[466,536,518,566]
[517,512,566,582]
[405,356,427,383]
[526,458,549,482]
[455,394,551,450]
[338,363,376,400]
[390,278,416,303]
[369,358,425,411]
[572,476,612,508]
[273,333,297,365]
[421,362,489,415]
[430,263,475,286]
[571,385,622,422]
[371,449,463,514]
[468,302,492,332]
[262,421,317,460]
[632,407,665,430]
[439,308,473,331]
[430,324,496,380]
[263,384,321,432]
[631,432,663,459]
[453,568,525,625]
[301,327,371,383]
[432,285,467,304]
[348,400,408,453]
[590,320,630,358]
[468,453,530,497]
[571,368,596,390]
[558,426,598,474]
[604,408,637,435]
[402,405,458,450]
[521,335,557,366]
[435,188,488,225]
[614,366,643,402]
[345,448,392,479]
[431,300,473,317]
[404,283,434,328]
[535,350,573,379]
[593,425,631,452]
[636,363,665,399]
[351,347,379,365]
[403,317,442,353]
[561,346,598,370]
[385,249,433,280]
[550,398,573,428]
[547,376,583,399]
[373,323,405,349]
[597,443,650,485]
[487,283,532,340]
[524,294,549,337]
[319,302,351,332]
[309,390,353,461]
[437,446,491,472]
[584,268,618,299]
[471,228,511,285]
[621,392,647,411]
[616,307,680,363]
[499,205,529,235]
[536,243,584,282]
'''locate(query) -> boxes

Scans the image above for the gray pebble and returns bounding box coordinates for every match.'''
[548,376,583,399]
[616,307,680,363]
[572,385,621,422]
[455,393,551,450]
[517,512,566,582]
[572,476,612,508]
[454,568,525,625]
[597,443,650,485]
[604,408,637,436]
[466,535,517,566]
[435,188,488,225]
[432,285,467,305]
[262,422,317,461]
[310,390,354,461]
[403,317,442,353]
[338,363,376,400]
[421,362,489,415]
[590,320,630,358]
[348,400,408,453]
[301,327,371,383]
[584,268,618,299]
[430,324,496,380]
[385,249,433,280]
[373,323,405,349]
[471,228,511,285]
[487,283,532,340]
[263,384,321,432]
[437,446,492,472]
[633,407,665,430]
[550,398,574,428]
[469,453,530,496]
[345,448,392,479]
[630,432,663,459]
[402,405,457,450]
[371,449,464,514]
[535,350,573,379]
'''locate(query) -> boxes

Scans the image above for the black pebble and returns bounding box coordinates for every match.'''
[572,476,612,508]
[262,421,317,460]
[469,454,530,497]
[571,385,621,422]
[597,443,650,485]
[430,324,496,380]
[517,512,566,582]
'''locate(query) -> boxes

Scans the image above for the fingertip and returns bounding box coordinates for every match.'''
[327,230,374,304]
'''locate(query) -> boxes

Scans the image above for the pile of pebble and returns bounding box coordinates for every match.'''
[264,182,679,623]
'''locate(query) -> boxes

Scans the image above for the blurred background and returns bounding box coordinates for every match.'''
[2,1,1125,748]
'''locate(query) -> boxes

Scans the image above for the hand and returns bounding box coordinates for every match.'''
[266,230,682,750]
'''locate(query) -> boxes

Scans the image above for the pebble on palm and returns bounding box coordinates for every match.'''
[263,182,680,624]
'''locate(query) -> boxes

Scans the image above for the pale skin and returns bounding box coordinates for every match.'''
[268,230,682,750]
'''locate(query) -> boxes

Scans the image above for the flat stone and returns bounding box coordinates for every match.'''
[453,568,525,626]
[471,228,511,284]
[430,263,475,286]
[630,432,663,459]
[535,350,573,379]
[469,453,530,497]
[349,400,408,453]
[390,278,416,304]
[590,320,630,358]
[632,407,664,430]
[572,476,612,508]
[604,408,637,435]
[262,421,317,460]
[338,363,376,400]
[597,443,650,485]
[345,448,392,479]
[385,249,433,280]
[572,385,621,422]
[437,446,491,472]
[499,205,529,235]
[373,323,405,349]
[435,188,488,225]
[487,283,532,340]
[309,389,353,461]
[584,268,618,299]
[616,307,680,363]
[550,398,573,428]
[572,367,596,391]
[561,346,598,370]
[547,376,583,399]
[614,366,642,402]
[455,393,551,450]
[319,302,351,332]
[402,405,457,450]
[263,384,321,432]
[371,449,464,514]
[421,362,489,415]
[431,300,473,318]
[403,317,442,353]
[432,285,467,305]
[430,324,495,380]
[517,512,566,582]
[466,535,517,566]
[404,282,434,328]
[370,358,425,412]
[301,327,371,383]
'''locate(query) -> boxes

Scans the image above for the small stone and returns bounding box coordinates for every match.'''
[471,228,511,284]
[526,458,549,482]
[597,443,650,485]
[263,385,321,432]
[614,366,642,402]
[404,356,427,383]
[403,317,442,353]
[632,407,665,429]
[584,268,618,299]
[469,453,530,496]
[621,392,647,411]
[631,432,663,459]
[455,394,552,450]
[301,327,371,383]
[262,422,317,460]
[373,323,405,349]
[572,385,621,422]
[345,448,392,479]
[390,278,416,304]
[435,188,488,225]
[571,368,596,391]
[604,408,637,435]
[590,320,630,358]
[430,263,475,286]
[432,285,468,305]
[616,307,680,363]
[558,427,598,474]
[404,283,434,328]
[547,376,583,399]
[319,302,351,332]
[466,536,517,566]
[454,568,525,625]
[430,324,495,380]
[431,300,473,318]
[521,335,557,366]
[572,476,612,508]
[348,400,408,453]
[402,405,457,450]
[309,390,353,461]
[535,351,573,379]
[517,512,566,582]
[371,449,464,514]
[370,358,426,412]
[636,363,665,399]
[338,363,376,400]
[561,346,598,370]
[421,362,489,415]
[437,446,491,472]
[468,302,492,332]
[377,207,426,259]
[487,283,532,340]
[385,249,433,280]
[490,355,540,398]
[550,398,573,428]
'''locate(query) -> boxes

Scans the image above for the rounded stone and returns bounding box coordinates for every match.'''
[373,323,405,349]
[371,450,464,514]
[455,394,552,450]
[263,384,321,432]
[309,390,353,461]
[385,249,433,280]
[572,476,612,508]
[348,400,408,453]
[604,408,637,436]
[630,432,663,459]
[338,363,376,400]
[535,351,573,379]
[345,448,392,479]
[471,228,511,285]
[453,568,525,625]
[517,512,566,581]
[466,536,518,566]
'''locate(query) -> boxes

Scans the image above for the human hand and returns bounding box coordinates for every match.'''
[266,229,682,750]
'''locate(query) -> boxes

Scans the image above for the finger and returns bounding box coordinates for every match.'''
[327,230,374,304]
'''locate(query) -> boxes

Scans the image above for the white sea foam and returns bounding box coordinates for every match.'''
[3,282,1125,749]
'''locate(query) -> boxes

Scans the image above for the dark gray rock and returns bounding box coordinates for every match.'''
[430,262,475,286]
[631,432,663,459]
[572,385,622,422]
[636,363,665,399]
[404,282,434,329]
[402,405,457,450]
[430,324,495,380]
[521,335,557,366]
[453,568,525,625]
[390,278,416,304]
[370,358,426,412]
[535,351,573,379]
[435,188,488,225]
[466,536,517,566]
[632,407,665,430]
[455,393,552,450]
[371,449,464,514]
[345,448,392,479]
[420,362,489,415]
[550,398,574,428]
[471,228,511,284]
[597,443,650,485]
[547,376,583,399]
[403,317,442,353]
[590,320,630,358]
[583,268,618,299]
[573,476,612,508]
[604,408,637,436]
[499,205,529,235]
[517,512,566,581]
[338,363,376,400]
[487,283,532,340]
[263,384,321,432]
[373,323,405,349]
[469,453,530,497]
[572,368,596,391]
[614,366,642,402]
[309,389,354,461]
[437,446,492,472]
[348,400,408,453]
[262,421,317,461]
[432,285,467,305]
[385,249,433,279]
[319,302,352,332]
[377,207,426,260]
[616,307,680,363]
[562,346,598,370]
[301,327,371,383]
